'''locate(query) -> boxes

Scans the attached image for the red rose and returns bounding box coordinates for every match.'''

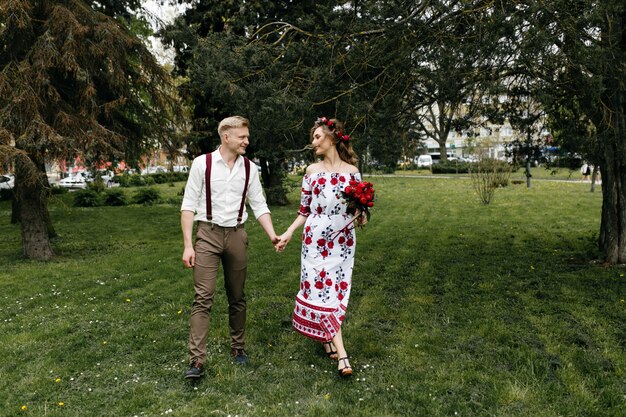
[327,241,334,249]
[305,226,311,232]
[349,180,357,186]
[315,281,324,289]
[318,177,326,185]
[313,187,321,195]
[317,238,326,246]
[344,186,352,194]
[339,176,346,182]
[325,279,332,286]
[338,294,344,300]
[340,281,348,290]
[346,239,354,246]
[331,177,338,185]
[320,270,326,278]
[339,315,345,321]
[338,236,346,244]
[304,236,312,245]
[316,206,323,214]
[321,250,329,257]
[367,201,374,207]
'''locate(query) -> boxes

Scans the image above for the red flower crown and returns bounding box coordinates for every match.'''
[316,116,350,143]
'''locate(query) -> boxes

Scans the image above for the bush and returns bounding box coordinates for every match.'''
[469,158,512,204]
[117,172,188,187]
[73,189,102,207]
[50,185,69,195]
[103,189,128,206]
[431,161,472,174]
[0,188,13,201]
[132,187,161,205]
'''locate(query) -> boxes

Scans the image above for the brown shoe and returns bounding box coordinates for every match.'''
[231,348,248,364]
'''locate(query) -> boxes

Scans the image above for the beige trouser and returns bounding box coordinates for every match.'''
[189,222,248,364]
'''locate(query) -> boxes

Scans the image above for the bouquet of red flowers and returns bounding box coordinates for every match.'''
[343,179,375,221]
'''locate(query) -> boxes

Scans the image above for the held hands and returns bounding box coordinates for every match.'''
[274,231,292,253]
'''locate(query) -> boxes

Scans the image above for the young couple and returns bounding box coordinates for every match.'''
[180,115,365,380]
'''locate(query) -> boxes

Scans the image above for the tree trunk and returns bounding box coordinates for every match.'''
[590,165,600,193]
[438,143,448,162]
[259,157,289,206]
[598,143,626,264]
[14,157,54,260]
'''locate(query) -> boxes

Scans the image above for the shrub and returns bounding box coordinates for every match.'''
[431,161,472,174]
[469,158,511,204]
[73,189,102,207]
[50,185,69,195]
[103,189,128,206]
[0,188,13,201]
[132,187,161,205]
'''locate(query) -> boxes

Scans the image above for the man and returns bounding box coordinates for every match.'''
[180,116,278,378]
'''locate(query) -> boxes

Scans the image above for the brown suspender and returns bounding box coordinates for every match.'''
[205,152,250,225]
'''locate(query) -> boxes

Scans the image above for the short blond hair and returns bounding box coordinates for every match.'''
[218,116,249,139]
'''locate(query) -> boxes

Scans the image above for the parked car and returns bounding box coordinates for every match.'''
[173,165,189,173]
[59,172,89,189]
[141,166,168,175]
[59,170,117,189]
[0,174,14,190]
[415,154,433,168]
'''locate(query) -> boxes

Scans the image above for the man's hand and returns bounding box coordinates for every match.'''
[182,247,196,268]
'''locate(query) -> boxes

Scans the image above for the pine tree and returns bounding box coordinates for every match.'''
[0,0,180,259]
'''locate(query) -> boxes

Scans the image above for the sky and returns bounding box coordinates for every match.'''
[141,1,189,65]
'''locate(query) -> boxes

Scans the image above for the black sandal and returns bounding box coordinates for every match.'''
[338,357,353,378]
[322,341,338,360]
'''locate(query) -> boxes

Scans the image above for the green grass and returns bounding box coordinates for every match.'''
[0,178,624,416]
[395,166,586,181]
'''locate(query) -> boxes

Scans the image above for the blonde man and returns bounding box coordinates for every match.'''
[181,116,278,378]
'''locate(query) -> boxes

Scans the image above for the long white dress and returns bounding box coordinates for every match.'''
[292,172,360,342]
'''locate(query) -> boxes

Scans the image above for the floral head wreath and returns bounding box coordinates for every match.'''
[316,116,350,143]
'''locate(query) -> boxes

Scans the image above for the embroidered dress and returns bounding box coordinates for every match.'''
[292,172,360,341]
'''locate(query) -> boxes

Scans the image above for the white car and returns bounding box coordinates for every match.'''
[59,170,116,189]
[0,174,14,190]
[59,172,89,189]
[415,155,433,167]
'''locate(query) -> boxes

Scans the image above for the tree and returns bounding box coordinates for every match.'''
[0,0,180,259]
[516,0,626,263]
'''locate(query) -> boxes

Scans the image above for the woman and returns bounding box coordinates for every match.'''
[277,117,365,378]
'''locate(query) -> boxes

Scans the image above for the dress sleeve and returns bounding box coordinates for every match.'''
[297,174,312,217]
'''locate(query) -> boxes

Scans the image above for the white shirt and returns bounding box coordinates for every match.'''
[180,149,270,226]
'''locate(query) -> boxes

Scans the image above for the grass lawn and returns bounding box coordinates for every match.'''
[395,166,587,181]
[0,178,624,416]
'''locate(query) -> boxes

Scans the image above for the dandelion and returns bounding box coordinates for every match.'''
[324,393,331,400]
[177,310,182,315]
[55,377,61,383]
[21,405,27,411]
[58,402,65,407]
[621,299,624,303]
[102,341,107,346]
[125,298,131,303]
